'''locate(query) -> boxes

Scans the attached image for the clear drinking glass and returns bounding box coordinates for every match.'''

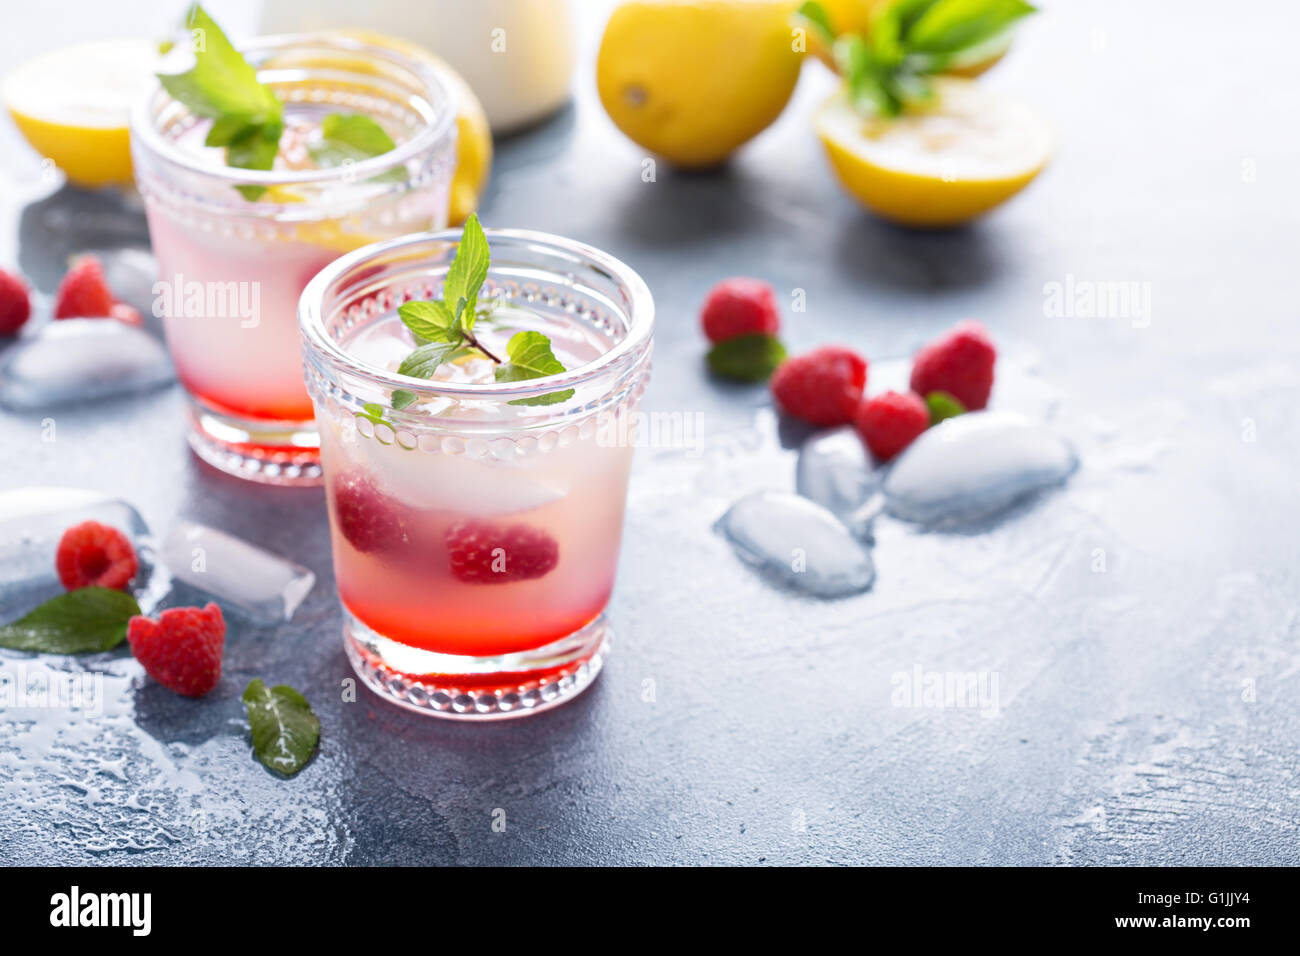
[130,34,457,485]
[299,229,654,718]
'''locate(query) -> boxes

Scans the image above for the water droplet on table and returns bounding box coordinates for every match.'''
[714,490,875,597]
[883,411,1078,527]
[0,319,173,410]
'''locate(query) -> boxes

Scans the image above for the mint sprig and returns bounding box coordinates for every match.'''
[389,214,574,409]
[157,5,401,199]
[0,588,142,654]
[242,679,320,777]
[798,0,1036,117]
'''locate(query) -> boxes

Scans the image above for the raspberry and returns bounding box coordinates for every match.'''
[446,519,559,584]
[332,472,413,556]
[854,390,930,461]
[770,345,868,426]
[700,278,781,344]
[55,520,139,591]
[53,256,116,319]
[109,303,143,327]
[909,320,997,411]
[0,268,31,335]
[127,603,225,698]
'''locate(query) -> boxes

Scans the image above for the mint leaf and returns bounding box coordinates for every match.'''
[398,340,462,379]
[797,1,837,45]
[707,334,787,383]
[398,300,458,343]
[925,390,966,424]
[0,588,141,654]
[319,113,396,156]
[242,679,320,777]
[442,213,490,327]
[356,402,386,425]
[906,0,1036,56]
[157,6,285,199]
[496,330,574,406]
[160,5,281,124]
[391,389,418,410]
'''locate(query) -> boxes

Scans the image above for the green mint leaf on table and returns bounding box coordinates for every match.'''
[242,679,320,777]
[496,331,575,406]
[441,214,491,326]
[390,389,418,410]
[0,588,141,653]
[925,390,966,424]
[706,333,788,383]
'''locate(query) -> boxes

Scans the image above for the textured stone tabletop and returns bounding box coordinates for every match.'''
[1,0,1297,865]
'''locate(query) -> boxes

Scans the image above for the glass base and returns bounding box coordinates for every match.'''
[343,608,609,720]
[186,397,322,486]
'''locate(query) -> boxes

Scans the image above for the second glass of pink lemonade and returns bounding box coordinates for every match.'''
[130,33,457,484]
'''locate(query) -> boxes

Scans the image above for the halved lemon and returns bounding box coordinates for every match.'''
[4,39,161,188]
[815,78,1052,227]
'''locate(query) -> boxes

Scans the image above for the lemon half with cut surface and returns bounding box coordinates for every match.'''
[4,39,161,187]
[815,78,1051,227]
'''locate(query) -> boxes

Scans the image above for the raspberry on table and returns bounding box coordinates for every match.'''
[446,519,559,584]
[854,390,931,461]
[909,320,997,411]
[0,267,31,335]
[771,344,868,426]
[127,603,225,698]
[700,277,781,344]
[53,255,117,319]
[55,520,139,591]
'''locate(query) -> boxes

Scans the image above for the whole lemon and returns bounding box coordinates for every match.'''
[597,0,803,168]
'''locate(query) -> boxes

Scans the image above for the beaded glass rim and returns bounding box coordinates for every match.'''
[129,32,456,189]
[299,228,655,402]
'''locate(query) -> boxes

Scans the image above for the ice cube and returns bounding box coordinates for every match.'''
[157,521,315,624]
[0,319,173,410]
[795,426,879,531]
[0,487,168,616]
[714,490,875,598]
[883,411,1078,526]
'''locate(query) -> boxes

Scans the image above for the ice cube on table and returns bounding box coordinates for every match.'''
[0,319,173,410]
[715,490,875,598]
[795,426,879,532]
[0,486,167,616]
[883,411,1078,527]
[157,521,314,624]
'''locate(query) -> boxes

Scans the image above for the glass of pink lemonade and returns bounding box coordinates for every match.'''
[299,229,654,718]
[130,34,457,484]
